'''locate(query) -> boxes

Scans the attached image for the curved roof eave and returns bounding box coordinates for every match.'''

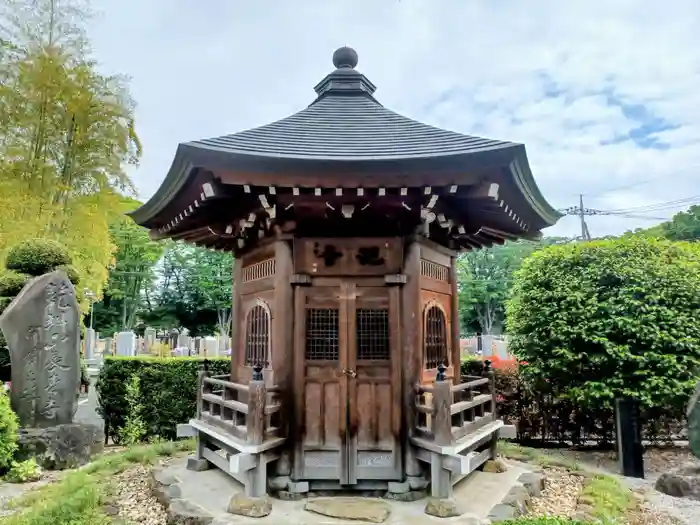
[508,145,563,228]
[128,141,527,228]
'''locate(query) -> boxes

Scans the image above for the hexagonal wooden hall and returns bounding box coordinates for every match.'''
[130,46,560,500]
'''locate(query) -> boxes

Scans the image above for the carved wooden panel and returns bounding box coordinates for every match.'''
[293,238,402,276]
[242,258,276,283]
[420,259,449,282]
[419,290,454,382]
[424,305,448,369]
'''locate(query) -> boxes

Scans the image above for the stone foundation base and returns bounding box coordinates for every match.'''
[17,422,104,470]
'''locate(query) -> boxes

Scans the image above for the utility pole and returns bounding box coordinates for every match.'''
[578,194,591,240]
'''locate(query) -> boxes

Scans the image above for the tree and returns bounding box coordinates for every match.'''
[457,237,566,334]
[507,236,700,411]
[91,198,164,334]
[141,243,233,336]
[0,0,141,305]
[662,205,700,242]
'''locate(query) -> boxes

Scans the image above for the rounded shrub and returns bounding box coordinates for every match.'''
[0,389,18,471]
[5,238,72,276]
[55,264,81,286]
[0,271,30,297]
[0,296,13,315]
[507,237,700,411]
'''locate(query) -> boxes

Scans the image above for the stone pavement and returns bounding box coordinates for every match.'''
[158,457,532,524]
[75,371,103,429]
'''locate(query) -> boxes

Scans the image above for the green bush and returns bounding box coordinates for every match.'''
[55,264,81,286]
[0,271,29,297]
[0,389,18,471]
[5,238,72,276]
[507,237,700,412]
[0,296,12,315]
[96,357,230,443]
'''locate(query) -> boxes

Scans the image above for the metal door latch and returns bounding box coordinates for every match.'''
[342,368,357,378]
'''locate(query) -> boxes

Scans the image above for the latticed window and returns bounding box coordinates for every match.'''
[424,305,448,369]
[305,309,339,361]
[244,304,270,367]
[356,309,390,360]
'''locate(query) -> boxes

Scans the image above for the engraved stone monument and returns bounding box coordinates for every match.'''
[0,270,104,469]
[0,271,80,428]
[116,331,136,356]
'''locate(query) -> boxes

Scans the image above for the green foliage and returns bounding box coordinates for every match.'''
[662,204,700,242]
[507,237,700,411]
[117,375,148,445]
[0,296,11,314]
[5,458,42,483]
[141,243,233,336]
[5,238,71,277]
[0,271,29,297]
[0,389,18,471]
[96,357,230,442]
[92,198,164,334]
[3,440,193,525]
[55,264,80,285]
[457,238,568,334]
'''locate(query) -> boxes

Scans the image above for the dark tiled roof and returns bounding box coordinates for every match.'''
[188,61,515,161]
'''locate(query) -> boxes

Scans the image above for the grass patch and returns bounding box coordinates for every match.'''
[497,441,582,471]
[498,441,636,524]
[2,439,194,525]
[578,474,635,523]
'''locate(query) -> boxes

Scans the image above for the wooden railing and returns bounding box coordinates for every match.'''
[196,366,281,446]
[414,363,497,446]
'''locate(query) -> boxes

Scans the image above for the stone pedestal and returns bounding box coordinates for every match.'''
[16,422,104,470]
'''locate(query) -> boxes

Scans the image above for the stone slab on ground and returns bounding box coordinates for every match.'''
[16,422,104,470]
[157,457,533,524]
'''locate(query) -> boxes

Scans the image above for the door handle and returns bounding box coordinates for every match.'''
[342,368,357,378]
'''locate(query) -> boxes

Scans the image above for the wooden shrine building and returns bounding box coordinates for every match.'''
[130,47,560,500]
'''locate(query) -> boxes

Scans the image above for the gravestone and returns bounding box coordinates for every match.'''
[103,337,113,356]
[0,271,80,428]
[177,333,190,351]
[204,336,218,357]
[116,331,136,356]
[144,327,156,353]
[84,327,96,360]
[0,270,104,468]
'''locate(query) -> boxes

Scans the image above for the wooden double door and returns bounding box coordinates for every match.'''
[294,280,402,485]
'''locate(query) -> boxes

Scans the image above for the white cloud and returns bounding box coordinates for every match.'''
[89,0,700,239]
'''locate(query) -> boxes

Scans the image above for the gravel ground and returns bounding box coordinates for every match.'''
[534,447,700,525]
[110,465,167,525]
[528,467,584,518]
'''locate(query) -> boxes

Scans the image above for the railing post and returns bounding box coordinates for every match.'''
[484,359,498,459]
[432,363,453,446]
[247,363,266,445]
[197,368,210,419]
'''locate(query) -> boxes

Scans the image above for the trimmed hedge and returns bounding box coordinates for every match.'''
[460,357,686,445]
[5,238,72,276]
[55,264,80,286]
[96,356,230,443]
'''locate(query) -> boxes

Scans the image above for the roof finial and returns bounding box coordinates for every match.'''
[332,46,358,69]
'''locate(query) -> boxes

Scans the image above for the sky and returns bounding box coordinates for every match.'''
[88,0,700,239]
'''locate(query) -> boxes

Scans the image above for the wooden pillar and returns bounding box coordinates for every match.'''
[449,255,461,382]
[230,258,243,381]
[402,239,422,477]
[272,239,293,475]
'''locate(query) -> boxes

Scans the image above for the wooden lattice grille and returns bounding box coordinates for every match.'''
[424,305,448,369]
[420,259,449,282]
[242,259,276,283]
[356,309,390,360]
[305,308,339,361]
[244,304,270,366]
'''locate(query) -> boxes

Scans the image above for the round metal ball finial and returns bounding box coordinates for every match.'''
[332,46,358,69]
